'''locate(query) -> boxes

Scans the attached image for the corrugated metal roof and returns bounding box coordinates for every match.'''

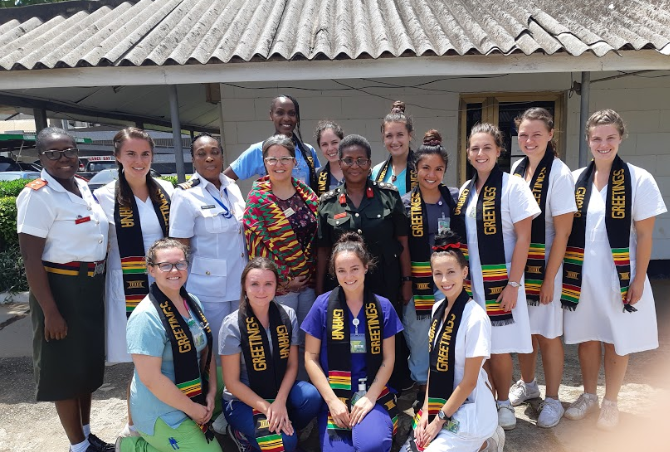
[0,0,668,71]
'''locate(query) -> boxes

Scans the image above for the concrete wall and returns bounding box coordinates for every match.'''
[219,70,670,259]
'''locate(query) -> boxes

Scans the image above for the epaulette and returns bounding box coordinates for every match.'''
[377,181,398,191]
[26,178,47,190]
[320,188,338,202]
[177,177,200,190]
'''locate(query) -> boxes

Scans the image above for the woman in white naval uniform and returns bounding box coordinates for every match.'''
[169,133,247,349]
[94,128,175,364]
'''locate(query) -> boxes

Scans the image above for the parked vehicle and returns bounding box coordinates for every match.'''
[77,155,116,180]
[87,168,161,191]
[0,171,40,181]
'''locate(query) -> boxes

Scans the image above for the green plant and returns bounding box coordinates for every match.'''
[159,175,178,187]
[0,179,29,197]
[0,245,27,294]
[0,196,17,252]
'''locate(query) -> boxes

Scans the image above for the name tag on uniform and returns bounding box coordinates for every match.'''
[201,205,216,210]
[334,212,347,220]
[350,332,366,354]
[283,207,296,217]
[75,216,91,224]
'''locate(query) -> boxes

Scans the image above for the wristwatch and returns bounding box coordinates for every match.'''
[437,410,451,423]
[507,281,522,288]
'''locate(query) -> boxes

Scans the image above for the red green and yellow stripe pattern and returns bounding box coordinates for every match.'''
[327,414,350,430]
[121,256,147,274]
[462,244,472,296]
[563,247,584,266]
[328,371,351,391]
[428,397,446,417]
[527,243,545,261]
[43,261,96,277]
[125,295,144,313]
[413,294,435,312]
[411,261,432,278]
[482,263,508,316]
[612,248,630,266]
[257,434,284,452]
[177,377,202,398]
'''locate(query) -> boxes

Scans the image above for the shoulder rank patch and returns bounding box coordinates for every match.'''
[377,182,398,191]
[320,190,337,202]
[177,177,201,190]
[26,178,47,190]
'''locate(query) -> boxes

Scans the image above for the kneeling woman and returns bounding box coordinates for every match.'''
[303,233,404,452]
[118,238,220,452]
[403,231,503,452]
[220,257,322,452]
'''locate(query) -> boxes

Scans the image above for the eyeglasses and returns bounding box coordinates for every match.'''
[40,148,79,160]
[264,156,295,166]
[340,157,371,168]
[149,260,188,272]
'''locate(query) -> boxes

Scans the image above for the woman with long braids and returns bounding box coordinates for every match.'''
[451,123,540,431]
[314,120,345,196]
[116,238,220,452]
[402,230,503,452]
[95,127,174,436]
[303,232,403,452]
[219,257,321,451]
[562,110,666,430]
[371,111,418,196]
[507,108,576,428]
[224,94,321,192]
[401,130,459,410]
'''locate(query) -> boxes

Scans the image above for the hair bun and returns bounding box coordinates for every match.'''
[336,231,364,246]
[423,129,442,146]
[433,229,461,248]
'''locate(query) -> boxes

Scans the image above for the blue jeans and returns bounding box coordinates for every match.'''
[275,288,316,381]
[224,381,322,452]
[402,291,444,385]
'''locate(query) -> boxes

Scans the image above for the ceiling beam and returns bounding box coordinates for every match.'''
[0,92,218,134]
[0,51,668,90]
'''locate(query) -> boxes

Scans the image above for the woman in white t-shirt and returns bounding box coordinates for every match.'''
[508,108,577,429]
[402,230,502,452]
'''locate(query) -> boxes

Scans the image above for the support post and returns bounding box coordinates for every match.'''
[33,108,47,132]
[168,85,186,182]
[578,72,591,168]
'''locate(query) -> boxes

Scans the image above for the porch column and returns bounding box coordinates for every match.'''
[33,107,47,132]
[168,85,186,183]
[578,72,591,168]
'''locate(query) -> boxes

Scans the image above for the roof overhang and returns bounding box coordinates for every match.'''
[0,50,669,90]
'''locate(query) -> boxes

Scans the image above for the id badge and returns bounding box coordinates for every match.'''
[437,216,450,234]
[350,332,366,354]
[443,418,460,433]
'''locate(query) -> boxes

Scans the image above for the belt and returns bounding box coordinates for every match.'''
[43,260,106,277]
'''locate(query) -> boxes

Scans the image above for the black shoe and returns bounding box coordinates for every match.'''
[88,434,115,452]
[412,390,426,414]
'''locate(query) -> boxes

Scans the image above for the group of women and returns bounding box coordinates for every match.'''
[16,93,666,452]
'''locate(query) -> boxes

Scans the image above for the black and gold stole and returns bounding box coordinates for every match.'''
[148,283,214,440]
[452,166,512,326]
[406,289,470,451]
[512,150,554,305]
[114,179,171,317]
[326,287,399,439]
[317,163,332,196]
[239,300,293,452]
[407,184,457,319]
[293,137,318,193]
[375,150,418,192]
[561,155,634,312]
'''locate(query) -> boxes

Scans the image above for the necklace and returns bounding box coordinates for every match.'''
[391,174,397,182]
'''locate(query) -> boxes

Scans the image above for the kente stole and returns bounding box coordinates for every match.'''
[115,181,170,317]
[407,184,457,319]
[148,284,214,440]
[452,166,512,326]
[239,301,292,452]
[243,176,318,294]
[512,150,554,305]
[326,287,399,439]
[561,155,634,312]
[375,150,418,192]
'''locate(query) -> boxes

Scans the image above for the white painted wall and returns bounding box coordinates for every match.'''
[219,70,670,259]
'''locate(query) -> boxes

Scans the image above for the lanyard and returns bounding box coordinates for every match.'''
[208,188,233,219]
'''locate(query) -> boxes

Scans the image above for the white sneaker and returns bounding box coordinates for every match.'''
[497,402,516,430]
[537,397,564,428]
[564,393,599,420]
[509,379,541,406]
[483,425,506,452]
[596,399,619,431]
[211,413,228,435]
